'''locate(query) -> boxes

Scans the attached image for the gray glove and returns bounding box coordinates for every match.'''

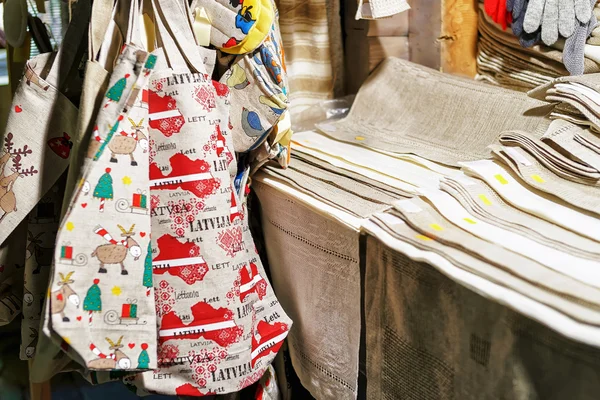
[523,0,592,45]
[563,0,598,75]
[512,0,542,47]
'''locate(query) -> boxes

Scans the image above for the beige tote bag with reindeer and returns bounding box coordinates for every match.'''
[0,0,90,326]
[29,0,139,379]
[46,0,159,370]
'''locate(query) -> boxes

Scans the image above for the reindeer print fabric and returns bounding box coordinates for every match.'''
[20,174,66,360]
[0,55,79,245]
[48,45,158,371]
[122,57,291,396]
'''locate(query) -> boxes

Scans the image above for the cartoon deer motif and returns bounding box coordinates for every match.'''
[24,327,39,358]
[87,336,131,370]
[26,231,54,274]
[51,272,80,322]
[0,133,36,223]
[91,224,142,275]
[88,119,148,166]
[0,152,12,180]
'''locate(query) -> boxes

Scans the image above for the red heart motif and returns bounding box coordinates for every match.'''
[81,203,88,208]
[57,293,64,301]
[128,343,135,349]
[76,316,82,321]
[15,105,22,113]
[139,232,146,237]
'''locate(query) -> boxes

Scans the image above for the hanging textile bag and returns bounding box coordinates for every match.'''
[0,0,91,327]
[28,0,158,382]
[211,0,290,156]
[25,0,128,368]
[43,0,160,374]
[119,0,292,395]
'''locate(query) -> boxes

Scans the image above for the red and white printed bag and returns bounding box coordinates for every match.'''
[125,1,292,396]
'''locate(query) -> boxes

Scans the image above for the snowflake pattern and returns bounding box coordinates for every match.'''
[158,343,180,365]
[168,198,204,236]
[193,85,216,112]
[155,280,175,316]
[217,227,244,257]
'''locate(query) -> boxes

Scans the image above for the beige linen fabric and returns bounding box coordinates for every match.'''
[491,144,600,216]
[390,197,600,306]
[370,212,600,325]
[253,179,360,400]
[276,0,344,117]
[291,151,412,198]
[438,176,600,260]
[319,58,552,166]
[499,128,600,183]
[460,160,600,242]
[260,156,402,217]
[363,232,600,400]
[540,119,600,171]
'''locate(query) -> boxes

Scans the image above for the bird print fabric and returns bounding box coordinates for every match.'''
[219,17,290,153]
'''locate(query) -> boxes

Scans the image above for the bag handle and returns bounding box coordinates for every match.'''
[89,0,118,61]
[126,0,144,48]
[151,0,207,73]
[44,0,91,90]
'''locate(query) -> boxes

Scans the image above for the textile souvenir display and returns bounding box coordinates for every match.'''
[249,57,600,399]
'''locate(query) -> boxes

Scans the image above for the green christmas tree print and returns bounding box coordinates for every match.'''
[142,242,153,295]
[84,279,102,325]
[106,74,130,102]
[144,55,157,70]
[93,168,113,211]
[137,344,150,369]
[84,279,102,312]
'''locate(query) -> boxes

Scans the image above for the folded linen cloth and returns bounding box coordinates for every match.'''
[317,58,552,166]
[438,175,600,259]
[490,143,600,215]
[460,159,600,241]
[260,156,402,218]
[370,210,600,325]
[389,195,600,304]
[529,73,600,130]
[540,119,600,170]
[499,128,600,182]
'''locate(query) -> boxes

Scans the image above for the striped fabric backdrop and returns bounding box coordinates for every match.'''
[276,0,344,117]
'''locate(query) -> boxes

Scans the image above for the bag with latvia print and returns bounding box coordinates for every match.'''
[120,1,291,396]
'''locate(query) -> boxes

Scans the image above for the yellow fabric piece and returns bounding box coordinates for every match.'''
[221,0,274,54]
[193,7,212,46]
